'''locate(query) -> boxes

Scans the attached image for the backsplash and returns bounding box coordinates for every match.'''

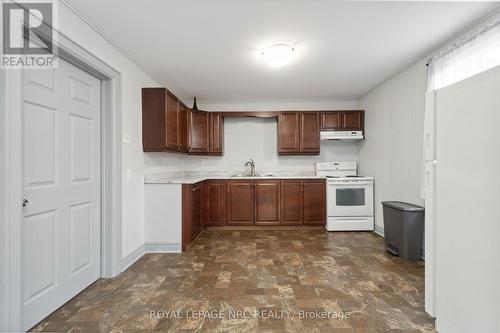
[144,117,358,174]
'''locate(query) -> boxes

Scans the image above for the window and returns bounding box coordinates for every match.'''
[428,19,500,91]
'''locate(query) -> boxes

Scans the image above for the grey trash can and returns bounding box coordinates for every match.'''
[382,201,424,261]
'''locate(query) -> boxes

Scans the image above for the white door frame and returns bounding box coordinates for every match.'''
[0,18,123,332]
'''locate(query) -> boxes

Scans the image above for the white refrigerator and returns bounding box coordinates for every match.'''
[423,65,500,332]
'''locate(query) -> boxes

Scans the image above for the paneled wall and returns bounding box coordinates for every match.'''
[357,61,427,232]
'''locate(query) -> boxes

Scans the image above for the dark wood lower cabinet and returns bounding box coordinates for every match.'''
[255,180,281,225]
[224,179,325,226]
[182,178,326,250]
[182,182,204,251]
[226,180,254,225]
[281,180,304,224]
[204,180,226,226]
[303,180,326,225]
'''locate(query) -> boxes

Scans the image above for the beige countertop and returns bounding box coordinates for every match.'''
[144,170,325,184]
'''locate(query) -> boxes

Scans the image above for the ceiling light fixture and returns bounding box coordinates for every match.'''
[261,44,295,67]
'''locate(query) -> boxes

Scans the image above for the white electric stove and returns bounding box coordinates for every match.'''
[316,162,374,231]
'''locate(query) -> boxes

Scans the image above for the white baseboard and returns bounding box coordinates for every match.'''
[374,225,385,237]
[118,242,181,273]
[145,242,181,253]
[120,244,145,272]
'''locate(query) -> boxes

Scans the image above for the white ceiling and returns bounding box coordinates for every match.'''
[68,1,498,103]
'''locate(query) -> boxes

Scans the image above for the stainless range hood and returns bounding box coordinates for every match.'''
[320,130,364,140]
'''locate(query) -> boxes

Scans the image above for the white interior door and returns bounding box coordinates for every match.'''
[21,59,101,330]
[435,65,500,333]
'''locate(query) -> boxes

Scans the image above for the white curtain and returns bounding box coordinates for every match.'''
[428,19,500,91]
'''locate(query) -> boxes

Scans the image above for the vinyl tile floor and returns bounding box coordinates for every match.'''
[32,230,435,332]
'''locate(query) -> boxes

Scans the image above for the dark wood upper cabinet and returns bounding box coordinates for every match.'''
[321,110,364,132]
[144,90,364,156]
[303,180,326,225]
[142,88,226,154]
[278,112,300,154]
[300,112,320,154]
[142,88,166,151]
[226,180,254,225]
[189,110,209,153]
[281,180,303,225]
[255,180,280,225]
[342,111,364,131]
[142,88,183,152]
[178,103,189,151]
[204,180,226,226]
[209,112,224,155]
[166,91,179,150]
[321,112,342,131]
[278,112,319,155]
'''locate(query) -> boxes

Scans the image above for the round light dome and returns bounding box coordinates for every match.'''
[261,44,295,67]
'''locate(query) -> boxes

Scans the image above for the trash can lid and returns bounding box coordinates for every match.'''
[382,201,424,212]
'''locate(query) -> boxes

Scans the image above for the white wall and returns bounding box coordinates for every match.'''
[57,3,160,260]
[144,153,185,174]
[145,100,360,173]
[357,61,427,232]
[144,184,182,252]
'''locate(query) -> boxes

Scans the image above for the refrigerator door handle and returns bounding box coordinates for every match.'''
[424,91,437,161]
[423,161,437,197]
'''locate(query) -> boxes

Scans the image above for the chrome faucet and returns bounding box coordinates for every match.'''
[244,158,256,176]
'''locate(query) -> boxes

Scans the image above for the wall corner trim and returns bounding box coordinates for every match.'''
[374,225,385,237]
[120,245,145,272]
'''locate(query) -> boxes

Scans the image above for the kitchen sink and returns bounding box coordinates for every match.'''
[230,173,276,178]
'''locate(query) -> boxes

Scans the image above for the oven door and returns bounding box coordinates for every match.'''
[327,181,374,217]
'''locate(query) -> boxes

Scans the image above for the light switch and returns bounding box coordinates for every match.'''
[122,133,131,144]
[127,169,133,180]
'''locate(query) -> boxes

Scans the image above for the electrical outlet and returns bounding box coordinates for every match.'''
[127,169,133,180]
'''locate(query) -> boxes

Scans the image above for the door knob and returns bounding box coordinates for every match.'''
[22,198,29,207]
